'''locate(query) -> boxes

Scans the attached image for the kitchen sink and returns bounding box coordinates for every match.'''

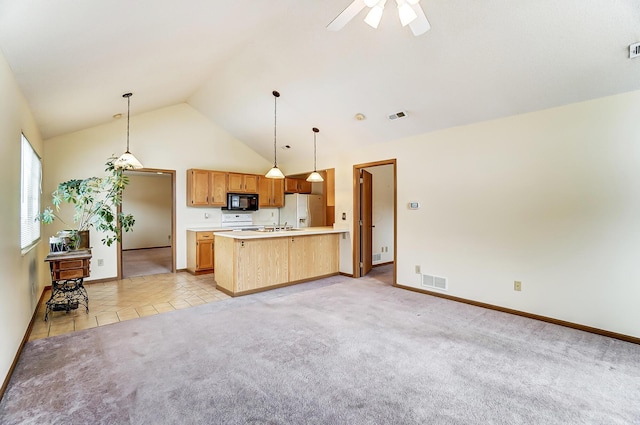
[256,226,303,232]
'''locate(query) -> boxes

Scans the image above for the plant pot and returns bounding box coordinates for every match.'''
[76,230,90,250]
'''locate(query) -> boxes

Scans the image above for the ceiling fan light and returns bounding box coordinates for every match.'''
[398,2,418,26]
[265,166,285,179]
[364,5,384,28]
[306,171,324,183]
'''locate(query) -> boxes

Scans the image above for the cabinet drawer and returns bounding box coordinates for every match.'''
[59,259,85,270]
[58,269,84,280]
[196,232,213,241]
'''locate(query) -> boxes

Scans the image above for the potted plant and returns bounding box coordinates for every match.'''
[39,156,136,248]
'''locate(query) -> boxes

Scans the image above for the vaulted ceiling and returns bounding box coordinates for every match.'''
[1,0,639,164]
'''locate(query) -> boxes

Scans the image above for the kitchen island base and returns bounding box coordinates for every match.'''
[214,228,343,296]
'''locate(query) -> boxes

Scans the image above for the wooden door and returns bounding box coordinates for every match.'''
[361,169,373,276]
[258,177,271,207]
[197,239,214,271]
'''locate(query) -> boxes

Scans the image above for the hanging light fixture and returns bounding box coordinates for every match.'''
[306,127,324,183]
[265,90,285,179]
[114,92,143,169]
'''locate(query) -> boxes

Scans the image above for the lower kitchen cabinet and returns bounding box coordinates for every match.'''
[186,231,215,275]
[214,232,340,296]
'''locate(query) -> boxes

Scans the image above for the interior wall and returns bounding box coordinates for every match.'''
[121,173,172,250]
[44,103,272,280]
[365,165,394,265]
[0,50,45,386]
[317,89,640,339]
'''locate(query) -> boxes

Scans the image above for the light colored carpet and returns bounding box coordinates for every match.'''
[1,274,638,424]
[122,247,172,278]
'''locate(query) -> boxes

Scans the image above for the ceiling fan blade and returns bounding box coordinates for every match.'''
[408,3,431,36]
[327,0,367,31]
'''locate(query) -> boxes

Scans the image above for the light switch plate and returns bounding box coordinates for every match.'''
[409,202,420,210]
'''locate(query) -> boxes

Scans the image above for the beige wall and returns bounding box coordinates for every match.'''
[0,50,45,384]
[303,89,640,339]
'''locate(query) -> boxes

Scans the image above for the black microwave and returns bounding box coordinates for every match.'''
[223,193,259,211]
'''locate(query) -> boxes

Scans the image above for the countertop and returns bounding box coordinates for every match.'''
[214,226,348,240]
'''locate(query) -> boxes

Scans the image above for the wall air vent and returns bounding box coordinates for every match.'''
[630,42,640,59]
[422,274,447,290]
[388,110,408,120]
[373,253,381,261]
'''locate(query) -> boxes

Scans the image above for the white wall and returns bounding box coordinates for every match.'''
[311,89,640,339]
[44,103,272,280]
[0,50,45,385]
[121,173,172,250]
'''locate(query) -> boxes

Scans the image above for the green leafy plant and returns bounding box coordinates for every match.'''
[39,156,136,246]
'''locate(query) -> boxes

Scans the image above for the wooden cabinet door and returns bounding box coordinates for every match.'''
[195,232,214,271]
[271,179,285,207]
[235,238,288,292]
[244,175,258,193]
[209,172,227,206]
[258,177,271,207]
[197,239,214,271]
[187,169,210,206]
[259,178,285,207]
[228,173,244,192]
[289,234,339,281]
[297,179,312,194]
[284,178,298,193]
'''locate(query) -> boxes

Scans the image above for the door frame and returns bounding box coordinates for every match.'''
[352,159,397,283]
[117,167,177,279]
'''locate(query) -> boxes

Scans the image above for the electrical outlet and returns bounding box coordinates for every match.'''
[514,281,522,291]
[415,265,421,274]
[97,259,104,267]
[204,213,209,219]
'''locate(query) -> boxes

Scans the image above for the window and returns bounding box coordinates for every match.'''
[21,133,42,251]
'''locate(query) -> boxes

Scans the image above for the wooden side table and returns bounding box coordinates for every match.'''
[44,250,92,321]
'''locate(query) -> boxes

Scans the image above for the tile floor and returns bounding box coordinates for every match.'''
[29,271,227,341]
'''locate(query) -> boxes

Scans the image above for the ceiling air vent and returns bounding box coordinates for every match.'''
[630,42,640,59]
[388,110,408,121]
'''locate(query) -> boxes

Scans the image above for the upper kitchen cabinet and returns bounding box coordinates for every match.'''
[228,173,259,193]
[186,169,227,207]
[284,178,312,194]
[259,177,285,208]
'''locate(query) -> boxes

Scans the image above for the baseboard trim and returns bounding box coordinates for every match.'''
[216,273,340,297]
[373,261,394,268]
[339,272,354,278]
[395,283,640,345]
[0,287,49,402]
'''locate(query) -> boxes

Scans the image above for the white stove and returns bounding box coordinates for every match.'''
[220,213,261,231]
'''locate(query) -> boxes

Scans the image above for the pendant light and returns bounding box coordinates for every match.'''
[306,127,324,182]
[265,90,285,179]
[114,92,143,170]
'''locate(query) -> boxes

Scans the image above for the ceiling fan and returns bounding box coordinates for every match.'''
[327,0,430,36]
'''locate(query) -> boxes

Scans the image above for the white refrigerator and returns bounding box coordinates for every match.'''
[280,194,326,228]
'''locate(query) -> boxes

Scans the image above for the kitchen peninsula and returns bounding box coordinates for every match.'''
[214,227,346,296]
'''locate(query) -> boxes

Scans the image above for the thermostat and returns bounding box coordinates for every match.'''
[408,202,420,210]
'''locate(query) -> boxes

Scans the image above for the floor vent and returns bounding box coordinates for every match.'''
[422,274,447,290]
[372,253,381,261]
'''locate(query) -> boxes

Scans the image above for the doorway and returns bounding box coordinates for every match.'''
[352,159,397,283]
[119,168,176,279]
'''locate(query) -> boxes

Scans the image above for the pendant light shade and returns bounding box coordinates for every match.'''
[114,92,143,170]
[306,127,324,183]
[265,90,285,179]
